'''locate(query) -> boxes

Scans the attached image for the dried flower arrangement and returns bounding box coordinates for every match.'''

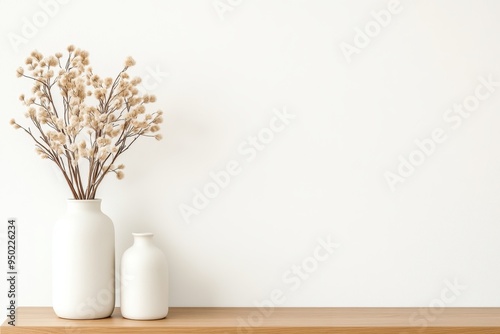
[11,45,163,199]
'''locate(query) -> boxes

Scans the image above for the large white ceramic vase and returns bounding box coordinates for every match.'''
[52,199,115,319]
[121,233,169,320]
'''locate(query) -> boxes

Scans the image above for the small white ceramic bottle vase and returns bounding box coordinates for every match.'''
[120,233,169,320]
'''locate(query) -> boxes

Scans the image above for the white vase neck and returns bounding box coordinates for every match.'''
[66,199,102,213]
[133,233,154,247]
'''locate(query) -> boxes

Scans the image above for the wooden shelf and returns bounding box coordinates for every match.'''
[2,307,500,333]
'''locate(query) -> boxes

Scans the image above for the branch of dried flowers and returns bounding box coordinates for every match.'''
[11,45,163,199]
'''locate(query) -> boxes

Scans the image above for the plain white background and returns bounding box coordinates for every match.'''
[1,0,500,323]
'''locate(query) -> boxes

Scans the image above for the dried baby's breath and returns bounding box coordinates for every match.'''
[12,46,163,199]
[124,56,136,68]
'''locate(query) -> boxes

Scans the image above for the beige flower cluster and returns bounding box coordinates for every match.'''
[11,45,163,199]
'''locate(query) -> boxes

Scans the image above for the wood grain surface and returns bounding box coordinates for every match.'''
[2,307,500,333]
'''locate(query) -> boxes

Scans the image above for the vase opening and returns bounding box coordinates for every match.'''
[132,232,154,237]
[132,233,154,246]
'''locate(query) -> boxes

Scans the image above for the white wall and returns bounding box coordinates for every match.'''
[2,0,500,318]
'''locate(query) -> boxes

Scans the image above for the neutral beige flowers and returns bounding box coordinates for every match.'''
[11,45,163,199]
